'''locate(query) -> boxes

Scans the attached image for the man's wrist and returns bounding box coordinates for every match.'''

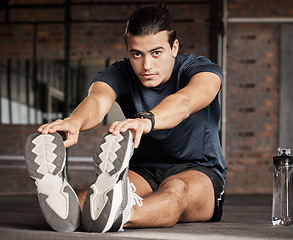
[64,117,82,131]
[134,111,156,131]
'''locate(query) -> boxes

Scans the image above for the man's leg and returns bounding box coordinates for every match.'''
[128,170,153,197]
[77,131,217,231]
[81,131,135,233]
[125,170,215,228]
[25,132,81,232]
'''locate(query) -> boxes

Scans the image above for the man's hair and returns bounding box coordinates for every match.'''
[124,2,177,48]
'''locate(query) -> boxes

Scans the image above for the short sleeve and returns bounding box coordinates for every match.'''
[184,54,224,83]
[92,59,132,99]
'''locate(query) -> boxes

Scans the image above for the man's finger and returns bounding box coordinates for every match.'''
[63,137,77,148]
[134,129,143,148]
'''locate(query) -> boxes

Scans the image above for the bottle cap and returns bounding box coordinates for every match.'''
[277,147,291,156]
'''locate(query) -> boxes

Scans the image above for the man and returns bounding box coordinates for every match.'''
[25,3,227,233]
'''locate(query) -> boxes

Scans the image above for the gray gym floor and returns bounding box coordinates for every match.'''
[0,193,292,240]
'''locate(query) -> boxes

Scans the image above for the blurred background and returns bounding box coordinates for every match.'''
[0,0,292,195]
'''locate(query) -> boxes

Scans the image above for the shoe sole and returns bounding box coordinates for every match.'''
[82,131,133,233]
[25,132,81,232]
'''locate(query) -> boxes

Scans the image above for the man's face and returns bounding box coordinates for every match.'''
[126,31,179,88]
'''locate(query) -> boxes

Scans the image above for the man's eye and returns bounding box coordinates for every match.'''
[133,52,141,57]
[153,51,161,56]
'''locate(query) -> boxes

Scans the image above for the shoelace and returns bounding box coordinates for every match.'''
[130,182,143,207]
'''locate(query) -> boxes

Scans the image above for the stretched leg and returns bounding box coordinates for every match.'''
[25,132,81,232]
[81,131,134,233]
[125,170,215,228]
[77,131,216,231]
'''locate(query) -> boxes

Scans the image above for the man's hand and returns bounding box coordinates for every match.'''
[37,118,81,148]
[109,118,152,148]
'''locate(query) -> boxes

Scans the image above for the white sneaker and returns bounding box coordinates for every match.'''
[82,131,135,233]
[25,132,81,232]
[110,181,144,232]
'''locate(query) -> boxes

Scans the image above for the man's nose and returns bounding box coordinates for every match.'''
[143,56,153,71]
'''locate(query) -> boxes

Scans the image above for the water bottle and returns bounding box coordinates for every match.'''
[272,147,293,226]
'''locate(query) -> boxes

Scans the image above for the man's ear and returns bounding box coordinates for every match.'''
[172,39,179,57]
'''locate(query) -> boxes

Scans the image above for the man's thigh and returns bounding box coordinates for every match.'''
[160,170,215,222]
[128,170,153,197]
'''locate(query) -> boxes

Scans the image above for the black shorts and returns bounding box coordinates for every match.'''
[129,163,225,222]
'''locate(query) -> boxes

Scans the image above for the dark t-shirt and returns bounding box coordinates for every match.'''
[93,54,227,184]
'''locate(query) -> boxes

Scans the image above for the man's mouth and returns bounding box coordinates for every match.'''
[141,73,157,80]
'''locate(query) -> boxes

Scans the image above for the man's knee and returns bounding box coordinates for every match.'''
[160,177,187,191]
[153,178,188,227]
[159,178,188,206]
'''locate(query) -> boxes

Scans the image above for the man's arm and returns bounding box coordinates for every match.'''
[38,81,116,148]
[109,72,221,148]
[151,72,221,130]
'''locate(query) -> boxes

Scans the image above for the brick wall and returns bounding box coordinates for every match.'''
[227,0,293,18]
[225,23,278,193]
[225,0,293,193]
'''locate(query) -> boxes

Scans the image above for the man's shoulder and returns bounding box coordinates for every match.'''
[175,54,211,71]
[110,58,131,70]
[176,53,192,64]
[174,53,223,82]
[176,53,210,65]
[101,58,134,79]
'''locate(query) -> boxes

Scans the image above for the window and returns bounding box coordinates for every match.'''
[0,59,89,124]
